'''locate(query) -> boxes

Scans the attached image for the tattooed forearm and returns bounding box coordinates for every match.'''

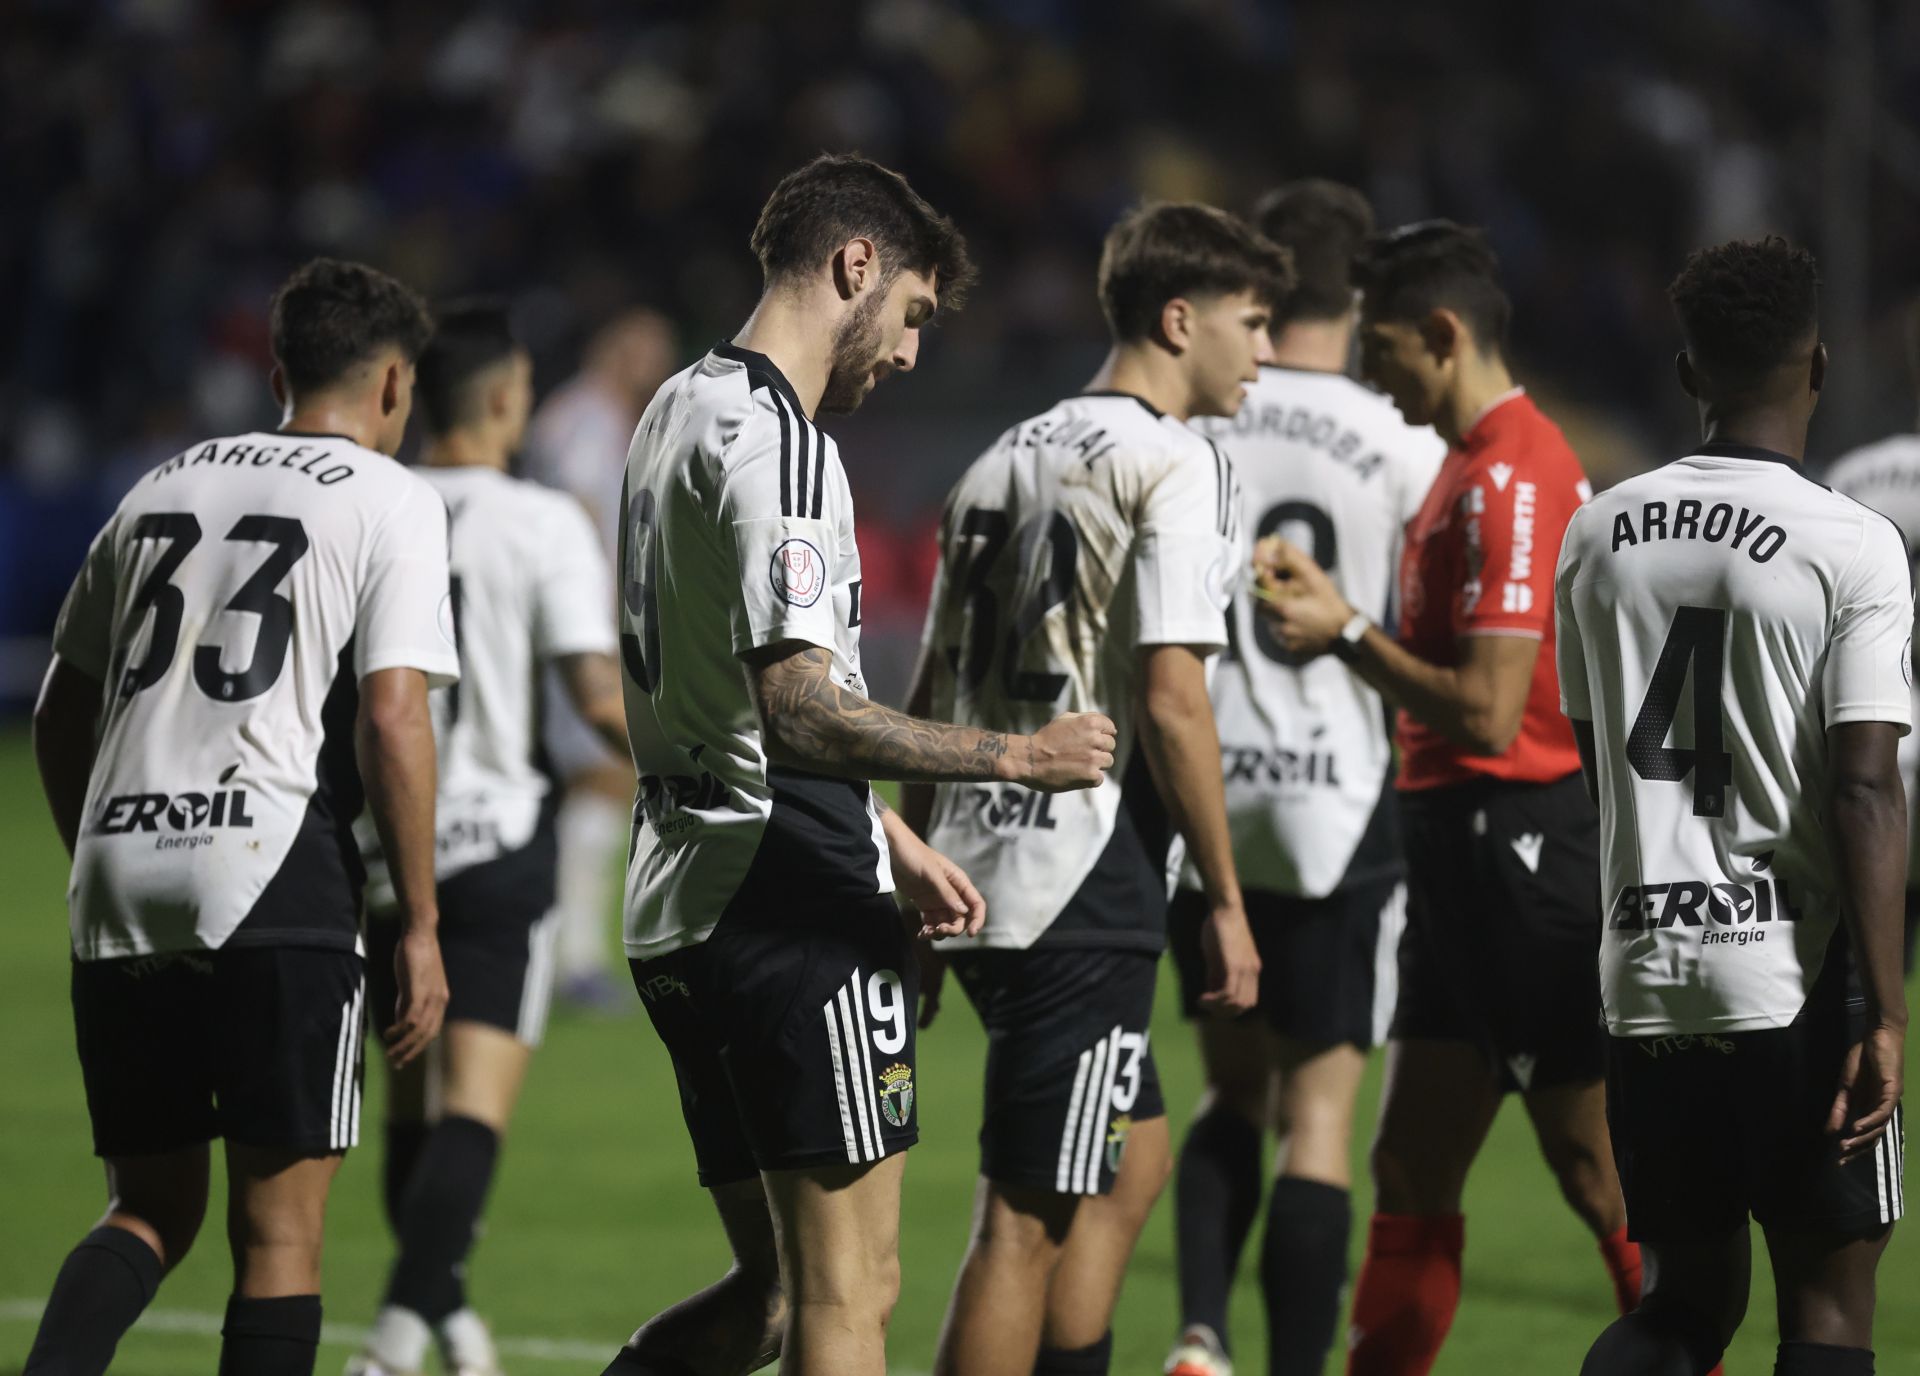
[751,645,1020,784]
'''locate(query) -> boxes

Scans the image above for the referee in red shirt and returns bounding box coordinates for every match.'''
[1260,223,1642,1376]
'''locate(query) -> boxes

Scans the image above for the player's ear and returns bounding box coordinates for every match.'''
[1674,349,1700,400]
[1809,342,1828,396]
[1421,309,1460,363]
[381,359,402,417]
[833,237,880,300]
[269,365,288,410]
[1158,296,1194,353]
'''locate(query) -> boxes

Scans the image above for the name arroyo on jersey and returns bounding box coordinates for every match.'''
[150,436,360,487]
[1607,498,1787,561]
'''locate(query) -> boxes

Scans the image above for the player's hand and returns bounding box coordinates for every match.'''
[387,923,449,1069]
[1829,1021,1905,1163]
[1252,537,1352,658]
[1198,901,1260,1016]
[1016,712,1117,792]
[892,831,988,940]
[914,940,949,1029]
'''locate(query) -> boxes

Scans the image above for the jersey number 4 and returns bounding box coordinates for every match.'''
[1626,604,1733,817]
[120,512,310,702]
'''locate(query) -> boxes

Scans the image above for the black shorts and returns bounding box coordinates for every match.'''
[1608,980,1904,1242]
[72,946,367,1157]
[948,945,1166,1196]
[631,895,918,1187]
[1393,772,1606,1093]
[367,841,558,1048]
[1169,878,1405,1048]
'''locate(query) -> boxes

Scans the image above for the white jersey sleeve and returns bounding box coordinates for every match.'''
[52,523,120,681]
[356,478,460,685]
[1555,504,1595,722]
[1135,440,1236,650]
[722,392,844,657]
[1823,513,1915,731]
[533,493,619,659]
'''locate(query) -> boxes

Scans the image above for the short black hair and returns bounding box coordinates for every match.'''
[1354,221,1510,355]
[269,257,434,395]
[417,300,520,436]
[1252,180,1374,323]
[1097,202,1296,343]
[750,153,976,310]
[1667,236,1820,387]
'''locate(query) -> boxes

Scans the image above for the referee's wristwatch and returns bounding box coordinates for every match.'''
[1331,610,1370,660]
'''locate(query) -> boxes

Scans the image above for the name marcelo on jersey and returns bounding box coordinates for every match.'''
[1608,499,1786,562]
[151,437,359,487]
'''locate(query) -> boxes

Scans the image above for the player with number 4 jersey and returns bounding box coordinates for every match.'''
[907,202,1286,1376]
[1563,238,1909,1376]
[27,260,452,1376]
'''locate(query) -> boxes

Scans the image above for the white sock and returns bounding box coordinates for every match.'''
[437,1307,500,1373]
[552,790,626,978]
[365,1304,433,1373]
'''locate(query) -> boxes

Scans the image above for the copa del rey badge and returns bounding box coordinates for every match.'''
[878,1062,915,1127]
[770,538,827,608]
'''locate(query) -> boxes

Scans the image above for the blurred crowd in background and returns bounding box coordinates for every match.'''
[6,0,1920,706]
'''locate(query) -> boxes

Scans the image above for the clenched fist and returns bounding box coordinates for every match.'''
[1015,712,1118,791]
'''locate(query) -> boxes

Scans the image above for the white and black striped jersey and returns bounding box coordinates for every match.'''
[918,392,1239,952]
[1827,433,1920,881]
[356,466,616,905]
[1556,443,1914,1035]
[52,431,460,961]
[619,344,891,960]
[1189,366,1444,898]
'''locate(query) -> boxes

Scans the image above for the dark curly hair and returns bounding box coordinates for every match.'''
[269,258,434,395]
[1354,220,1510,356]
[1097,202,1296,343]
[417,299,519,436]
[1253,180,1374,324]
[1668,236,1820,386]
[751,153,976,310]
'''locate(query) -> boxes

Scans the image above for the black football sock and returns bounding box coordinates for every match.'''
[1033,1331,1112,1375]
[1580,1299,1726,1376]
[23,1224,164,1375]
[1174,1103,1263,1351]
[1776,1342,1874,1375]
[1260,1176,1351,1376]
[385,1114,500,1323]
[217,1294,322,1376]
[383,1117,430,1237]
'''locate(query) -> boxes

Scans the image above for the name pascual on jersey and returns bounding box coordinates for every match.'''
[1006,412,1118,470]
[150,437,360,486]
[1607,499,1788,562]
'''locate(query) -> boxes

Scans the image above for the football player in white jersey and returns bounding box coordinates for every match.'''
[26,259,456,1376]
[906,203,1282,1376]
[1164,182,1443,1376]
[1560,238,1910,1376]
[348,305,628,1376]
[1825,296,1920,970]
[603,154,1115,1376]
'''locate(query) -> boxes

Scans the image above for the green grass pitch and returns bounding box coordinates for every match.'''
[2,725,1915,1374]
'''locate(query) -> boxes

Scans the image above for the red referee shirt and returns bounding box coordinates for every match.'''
[1394,389,1591,791]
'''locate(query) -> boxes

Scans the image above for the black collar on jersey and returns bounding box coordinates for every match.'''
[712,342,803,411]
[1260,362,1345,377]
[1080,389,1164,419]
[277,428,357,443]
[1695,440,1802,468]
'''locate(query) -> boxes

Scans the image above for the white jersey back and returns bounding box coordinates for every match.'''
[919,393,1238,951]
[620,345,891,960]
[1191,366,1444,896]
[1827,434,1920,870]
[53,431,459,960]
[356,467,615,900]
[1555,444,1913,1035]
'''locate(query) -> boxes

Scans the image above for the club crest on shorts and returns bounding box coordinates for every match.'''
[1105,1113,1133,1173]
[878,1062,914,1127]
[770,538,827,607]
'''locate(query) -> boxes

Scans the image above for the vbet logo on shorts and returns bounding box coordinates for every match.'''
[770,537,827,608]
